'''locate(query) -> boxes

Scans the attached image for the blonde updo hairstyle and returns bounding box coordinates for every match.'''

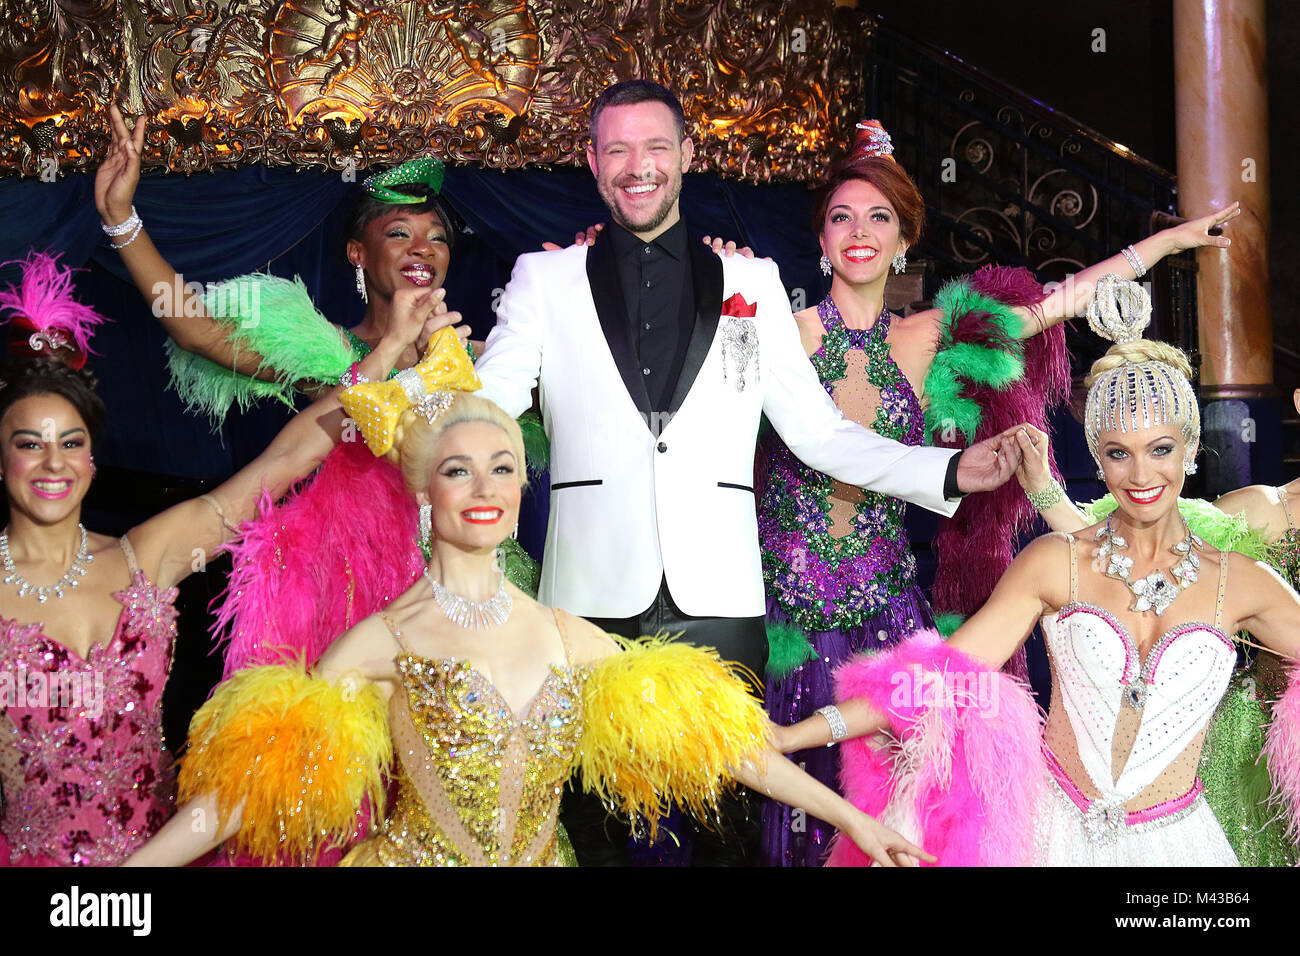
[1083,339,1200,469]
[388,393,528,497]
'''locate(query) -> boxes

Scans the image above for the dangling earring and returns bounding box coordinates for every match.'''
[892,251,907,275]
[819,254,832,276]
[355,262,368,304]
[1184,458,1198,476]
[418,503,431,561]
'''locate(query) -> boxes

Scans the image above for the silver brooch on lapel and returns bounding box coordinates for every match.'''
[720,293,759,392]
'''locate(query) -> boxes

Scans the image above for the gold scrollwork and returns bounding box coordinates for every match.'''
[2,0,866,182]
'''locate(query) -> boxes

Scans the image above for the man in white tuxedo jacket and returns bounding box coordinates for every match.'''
[474,80,1019,867]
[476,81,1015,673]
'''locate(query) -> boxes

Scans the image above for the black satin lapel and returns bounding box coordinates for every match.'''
[585,238,651,415]
[666,241,724,415]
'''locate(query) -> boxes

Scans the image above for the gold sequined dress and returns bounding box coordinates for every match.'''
[341,609,583,866]
[178,608,771,867]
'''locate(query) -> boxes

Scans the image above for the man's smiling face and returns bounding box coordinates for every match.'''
[587,100,693,239]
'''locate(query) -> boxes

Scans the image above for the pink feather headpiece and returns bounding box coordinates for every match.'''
[0,251,106,370]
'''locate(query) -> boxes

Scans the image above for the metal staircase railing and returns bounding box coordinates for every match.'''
[861,15,1198,378]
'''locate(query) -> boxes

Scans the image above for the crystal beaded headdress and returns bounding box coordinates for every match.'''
[1083,274,1200,466]
[850,120,896,163]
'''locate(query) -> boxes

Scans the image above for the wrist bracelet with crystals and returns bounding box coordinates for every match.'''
[1025,478,1066,511]
[340,362,371,388]
[1120,244,1147,278]
[102,206,141,237]
[815,704,848,745]
[110,220,143,250]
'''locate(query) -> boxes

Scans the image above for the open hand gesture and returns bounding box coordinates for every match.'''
[1163,201,1241,253]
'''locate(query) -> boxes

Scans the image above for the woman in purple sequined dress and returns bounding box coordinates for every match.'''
[0,253,421,865]
[758,122,1238,866]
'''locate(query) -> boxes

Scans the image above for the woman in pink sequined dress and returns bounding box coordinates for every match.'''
[0,252,432,866]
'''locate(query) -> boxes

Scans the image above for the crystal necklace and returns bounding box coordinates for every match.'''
[1095,515,1201,616]
[424,568,512,630]
[0,523,94,603]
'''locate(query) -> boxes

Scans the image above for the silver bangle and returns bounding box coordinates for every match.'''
[815,704,848,745]
[1120,244,1147,278]
[102,206,141,237]
[110,220,143,250]
[1025,478,1065,511]
[339,366,371,388]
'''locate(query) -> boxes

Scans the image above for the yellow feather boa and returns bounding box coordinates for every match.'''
[575,636,771,837]
[178,665,392,863]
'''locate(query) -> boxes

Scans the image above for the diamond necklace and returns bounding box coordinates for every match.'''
[424,568,512,630]
[1096,515,1201,616]
[0,524,94,604]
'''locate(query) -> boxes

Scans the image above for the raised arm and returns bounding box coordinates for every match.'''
[474,252,549,418]
[125,316,433,589]
[1011,423,1091,531]
[95,105,287,379]
[1013,203,1241,336]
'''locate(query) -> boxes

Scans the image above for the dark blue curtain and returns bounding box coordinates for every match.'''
[0,164,822,482]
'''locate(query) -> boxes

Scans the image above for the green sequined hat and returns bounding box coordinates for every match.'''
[362,157,446,204]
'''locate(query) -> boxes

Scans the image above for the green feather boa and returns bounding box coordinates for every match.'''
[167,274,355,427]
[922,279,1027,444]
[765,620,817,680]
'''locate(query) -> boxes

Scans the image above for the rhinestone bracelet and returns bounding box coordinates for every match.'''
[1025,478,1066,512]
[1120,244,1147,278]
[102,206,141,237]
[110,220,143,250]
[815,704,848,745]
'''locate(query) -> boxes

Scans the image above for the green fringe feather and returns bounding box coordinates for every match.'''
[517,410,550,476]
[1081,495,1271,560]
[933,612,966,637]
[922,279,1028,444]
[168,273,355,427]
[765,621,817,680]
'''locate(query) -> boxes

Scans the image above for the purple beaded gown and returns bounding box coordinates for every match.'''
[758,297,933,867]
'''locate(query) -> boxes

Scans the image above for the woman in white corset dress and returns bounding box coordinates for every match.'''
[772,277,1300,866]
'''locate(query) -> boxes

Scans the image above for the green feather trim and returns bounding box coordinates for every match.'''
[933,612,966,637]
[922,278,1028,444]
[765,621,816,680]
[497,537,540,599]
[168,274,355,427]
[165,339,299,428]
[1081,495,1271,560]
[517,410,550,476]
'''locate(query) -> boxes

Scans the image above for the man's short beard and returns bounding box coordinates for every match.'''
[601,175,682,234]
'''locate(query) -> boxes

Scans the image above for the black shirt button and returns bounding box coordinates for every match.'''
[643,245,653,255]
[643,280,652,288]
[642,367,651,376]
[657,441,667,453]
[643,323,651,331]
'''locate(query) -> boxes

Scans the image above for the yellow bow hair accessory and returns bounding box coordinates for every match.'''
[340,327,481,456]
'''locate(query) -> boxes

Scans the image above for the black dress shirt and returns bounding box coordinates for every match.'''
[607,220,694,412]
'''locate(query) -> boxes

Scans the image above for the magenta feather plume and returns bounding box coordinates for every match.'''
[930,266,1070,680]
[827,631,1047,866]
[215,440,424,677]
[1264,670,1300,841]
[0,251,106,352]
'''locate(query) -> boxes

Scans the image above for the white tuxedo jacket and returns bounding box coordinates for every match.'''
[475,236,961,619]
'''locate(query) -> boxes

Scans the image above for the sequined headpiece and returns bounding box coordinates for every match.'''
[362,157,446,204]
[850,120,896,163]
[339,327,481,457]
[0,251,106,372]
[1083,275,1200,467]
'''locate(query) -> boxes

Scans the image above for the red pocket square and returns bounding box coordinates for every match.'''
[721,292,757,318]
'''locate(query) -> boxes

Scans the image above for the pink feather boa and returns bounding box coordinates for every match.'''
[827,630,1047,866]
[215,439,424,677]
[1264,667,1300,842]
